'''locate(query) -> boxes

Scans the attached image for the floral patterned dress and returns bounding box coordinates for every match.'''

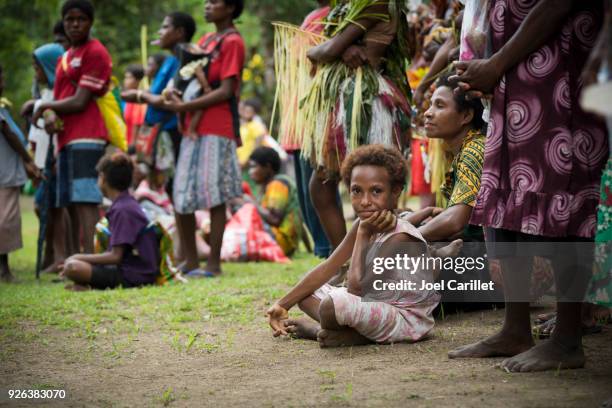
[470,0,608,239]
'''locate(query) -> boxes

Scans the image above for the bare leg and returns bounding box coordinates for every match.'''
[67,206,81,253]
[205,204,226,275]
[0,254,15,283]
[501,252,590,372]
[175,212,199,271]
[75,204,99,254]
[43,208,68,274]
[309,172,346,249]
[317,295,372,348]
[448,256,535,358]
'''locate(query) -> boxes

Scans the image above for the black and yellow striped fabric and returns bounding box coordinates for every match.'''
[440,130,486,208]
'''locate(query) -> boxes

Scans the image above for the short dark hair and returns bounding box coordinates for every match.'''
[125,64,145,81]
[250,146,281,173]
[243,98,261,114]
[61,0,94,21]
[224,0,244,19]
[341,145,408,190]
[96,153,134,191]
[435,72,485,132]
[53,20,66,36]
[167,12,196,43]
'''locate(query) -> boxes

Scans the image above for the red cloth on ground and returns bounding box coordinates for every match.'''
[221,203,290,263]
[54,38,112,150]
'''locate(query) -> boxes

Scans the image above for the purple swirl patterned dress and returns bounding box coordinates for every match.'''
[470,0,609,238]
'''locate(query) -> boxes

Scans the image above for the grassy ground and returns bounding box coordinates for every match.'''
[1,197,611,407]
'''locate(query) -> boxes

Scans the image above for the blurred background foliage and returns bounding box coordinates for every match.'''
[0,0,318,124]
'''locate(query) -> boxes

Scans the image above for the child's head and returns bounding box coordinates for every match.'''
[123,64,144,91]
[241,98,261,122]
[248,146,281,184]
[340,145,407,220]
[96,153,134,196]
[146,53,166,81]
[158,12,196,50]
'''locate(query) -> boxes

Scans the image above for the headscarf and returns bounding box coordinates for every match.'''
[33,43,65,88]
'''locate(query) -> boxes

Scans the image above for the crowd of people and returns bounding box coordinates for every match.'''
[0,0,610,376]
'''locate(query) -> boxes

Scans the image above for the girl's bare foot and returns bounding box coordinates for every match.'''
[316,329,372,348]
[500,339,585,372]
[284,318,320,340]
[448,331,534,359]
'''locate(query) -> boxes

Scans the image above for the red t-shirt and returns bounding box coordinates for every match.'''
[124,102,146,145]
[184,30,245,141]
[54,38,112,150]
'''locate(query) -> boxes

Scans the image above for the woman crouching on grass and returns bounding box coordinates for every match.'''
[267,145,445,347]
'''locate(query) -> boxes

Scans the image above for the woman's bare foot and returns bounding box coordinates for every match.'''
[500,339,585,372]
[431,239,463,258]
[284,318,320,340]
[1,272,16,283]
[316,329,372,348]
[448,331,534,359]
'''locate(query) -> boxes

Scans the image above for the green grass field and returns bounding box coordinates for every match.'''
[1,197,320,355]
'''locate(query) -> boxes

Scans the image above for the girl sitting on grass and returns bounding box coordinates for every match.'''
[267,145,458,347]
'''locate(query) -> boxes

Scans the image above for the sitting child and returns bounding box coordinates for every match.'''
[246,146,302,257]
[267,145,447,347]
[60,153,160,290]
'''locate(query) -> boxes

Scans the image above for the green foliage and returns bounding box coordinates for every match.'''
[0,0,319,127]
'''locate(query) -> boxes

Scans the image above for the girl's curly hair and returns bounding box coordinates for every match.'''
[340,144,408,189]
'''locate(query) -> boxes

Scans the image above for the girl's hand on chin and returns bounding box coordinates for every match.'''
[359,210,397,235]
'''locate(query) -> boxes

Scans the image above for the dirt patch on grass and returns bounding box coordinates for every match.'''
[1,308,611,407]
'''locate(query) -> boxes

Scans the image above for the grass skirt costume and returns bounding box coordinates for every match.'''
[273,0,411,177]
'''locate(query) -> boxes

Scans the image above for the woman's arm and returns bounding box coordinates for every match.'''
[258,205,284,227]
[451,0,576,97]
[418,204,472,242]
[307,2,388,64]
[414,36,455,106]
[67,245,125,265]
[39,87,93,115]
[1,121,42,180]
[163,77,236,113]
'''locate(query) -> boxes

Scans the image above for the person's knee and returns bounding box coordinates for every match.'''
[318,295,338,328]
[63,260,79,280]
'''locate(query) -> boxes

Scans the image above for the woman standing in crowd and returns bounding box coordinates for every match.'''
[163,0,245,277]
[121,12,196,197]
[33,0,112,256]
[300,0,412,255]
[448,0,608,372]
